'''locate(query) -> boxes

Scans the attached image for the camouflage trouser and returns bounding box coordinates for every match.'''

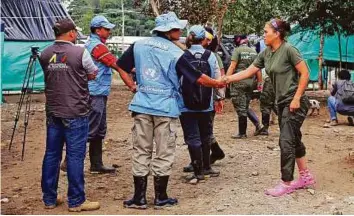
[278,97,310,182]
[260,77,277,115]
[230,82,252,117]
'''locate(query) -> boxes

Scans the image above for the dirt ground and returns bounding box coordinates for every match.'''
[1,85,354,215]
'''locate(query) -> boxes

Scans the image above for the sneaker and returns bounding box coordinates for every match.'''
[68,200,100,212]
[44,196,64,209]
[265,182,295,197]
[330,120,338,126]
[348,116,354,126]
[291,169,316,190]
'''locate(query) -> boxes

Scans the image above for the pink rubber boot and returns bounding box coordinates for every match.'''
[265,182,295,197]
[291,169,316,190]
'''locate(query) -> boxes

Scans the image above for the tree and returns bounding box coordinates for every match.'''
[68,0,155,36]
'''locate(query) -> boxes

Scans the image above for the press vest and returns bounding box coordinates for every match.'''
[39,41,90,118]
[85,34,112,96]
[129,36,184,118]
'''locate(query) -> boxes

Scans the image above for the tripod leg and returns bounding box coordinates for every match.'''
[9,57,35,151]
[21,58,37,161]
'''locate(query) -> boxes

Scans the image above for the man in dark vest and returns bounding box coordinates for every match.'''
[39,18,100,212]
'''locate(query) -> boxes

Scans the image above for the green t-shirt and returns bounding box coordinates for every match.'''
[231,45,257,85]
[216,53,224,69]
[231,45,258,72]
[253,42,303,105]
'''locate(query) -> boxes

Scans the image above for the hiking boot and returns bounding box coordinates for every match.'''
[44,195,64,209]
[204,168,220,177]
[253,124,262,136]
[123,175,148,209]
[265,182,295,197]
[183,163,194,173]
[348,116,354,126]
[68,200,100,212]
[154,176,178,209]
[89,139,116,174]
[259,127,269,136]
[291,169,316,190]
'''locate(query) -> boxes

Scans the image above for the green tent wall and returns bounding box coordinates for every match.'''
[288,26,354,81]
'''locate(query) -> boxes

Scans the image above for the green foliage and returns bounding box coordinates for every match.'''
[68,0,155,36]
[286,0,354,36]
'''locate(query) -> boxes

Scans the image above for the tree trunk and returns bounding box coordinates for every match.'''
[149,0,160,16]
[318,31,324,90]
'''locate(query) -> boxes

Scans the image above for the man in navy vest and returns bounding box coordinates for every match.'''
[117,12,226,209]
[85,15,136,174]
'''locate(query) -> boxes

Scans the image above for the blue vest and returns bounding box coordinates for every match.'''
[85,34,112,96]
[130,36,184,118]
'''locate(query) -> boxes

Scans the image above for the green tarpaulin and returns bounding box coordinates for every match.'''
[288,27,354,81]
[2,41,51,91]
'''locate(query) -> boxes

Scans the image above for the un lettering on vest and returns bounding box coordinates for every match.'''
[142,40,169,51]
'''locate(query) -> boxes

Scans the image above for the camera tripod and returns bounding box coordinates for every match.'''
[8,47,40,161]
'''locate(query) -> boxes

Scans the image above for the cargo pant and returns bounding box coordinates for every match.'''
[260,77,277,115]
[230,81,253,117]
[278,97,310,182]
[131,114,177,177]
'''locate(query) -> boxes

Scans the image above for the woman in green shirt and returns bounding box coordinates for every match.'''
[224,19,315,197]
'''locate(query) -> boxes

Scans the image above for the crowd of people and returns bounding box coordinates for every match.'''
[38,11,353,212]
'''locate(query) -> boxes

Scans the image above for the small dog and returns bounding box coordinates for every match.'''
[308,99,320,116]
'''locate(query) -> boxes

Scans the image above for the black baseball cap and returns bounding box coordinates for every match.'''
[53,18,81,36]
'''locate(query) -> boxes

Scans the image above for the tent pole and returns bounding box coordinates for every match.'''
[318,31,324,90]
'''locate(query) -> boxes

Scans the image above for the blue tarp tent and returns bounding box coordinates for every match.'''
[1,0,71,91]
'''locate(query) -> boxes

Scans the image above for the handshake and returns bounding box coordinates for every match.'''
[215,76,231,88]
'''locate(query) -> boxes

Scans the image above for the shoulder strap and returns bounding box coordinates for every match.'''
[201,50,211,61]
[184,49,194,59]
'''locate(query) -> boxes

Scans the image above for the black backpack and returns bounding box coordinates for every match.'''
[180,50,212,110]
[337,80,354,104]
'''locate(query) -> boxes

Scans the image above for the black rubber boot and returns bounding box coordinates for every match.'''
[202,142,220,177]
[89,139,116,174]
[259,113,270,135]
[154,176,178,209]
[189,147,205,182]
[123,176,148,209]
[183,147,194,173]
[231,116,248,139]
[183,163,194,172]
[210,140,225,164]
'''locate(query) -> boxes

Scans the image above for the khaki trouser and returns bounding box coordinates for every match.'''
[131,114,177,176]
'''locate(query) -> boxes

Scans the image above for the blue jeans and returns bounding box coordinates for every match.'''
[328,96,337,120]
[41,115,88,208]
